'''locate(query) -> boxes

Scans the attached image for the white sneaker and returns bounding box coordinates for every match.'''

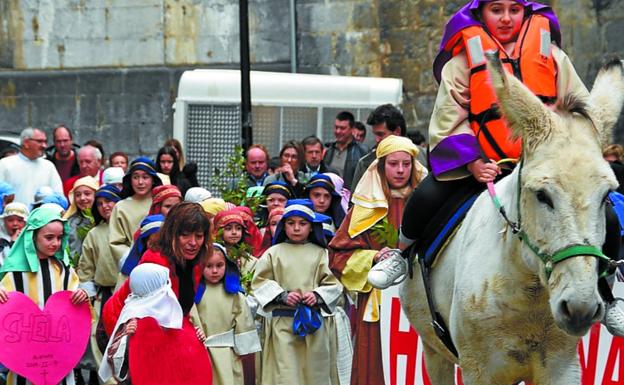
[603,298,624,337]
[367,249,408,289]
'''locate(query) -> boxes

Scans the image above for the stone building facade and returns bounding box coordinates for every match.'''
[0,0,622,157]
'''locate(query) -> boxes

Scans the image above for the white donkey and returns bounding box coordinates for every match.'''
[400,54,624,385]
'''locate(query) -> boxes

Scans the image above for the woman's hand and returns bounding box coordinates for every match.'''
[126,318,138,335]
[70,289,89,305]
[285,291,302,307]
[195,326,207,342]
[281,164,298,186]
[302,292,317,306]
[0,288,8,304]
[467,159,501,183]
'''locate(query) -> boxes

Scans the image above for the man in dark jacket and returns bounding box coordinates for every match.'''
[46,125,80,182]
[351,104,413,190]
[323,111,368,190]
[299,136,337,184]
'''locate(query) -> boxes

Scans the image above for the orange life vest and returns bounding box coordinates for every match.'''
[443,14,557,161]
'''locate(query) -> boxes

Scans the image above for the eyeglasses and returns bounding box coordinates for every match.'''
[28,138,47,144]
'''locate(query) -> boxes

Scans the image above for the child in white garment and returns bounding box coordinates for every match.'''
[98,263,183,384]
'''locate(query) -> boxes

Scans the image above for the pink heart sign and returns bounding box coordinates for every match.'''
[0,290,91,385]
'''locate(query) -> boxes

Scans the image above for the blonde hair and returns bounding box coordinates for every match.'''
[376,154,425,201]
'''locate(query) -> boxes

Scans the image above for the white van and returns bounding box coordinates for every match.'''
[173,69,402,190]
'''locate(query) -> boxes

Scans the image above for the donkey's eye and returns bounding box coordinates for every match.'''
[536,190,554,209]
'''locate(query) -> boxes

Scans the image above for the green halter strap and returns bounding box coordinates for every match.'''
[489,161,612,279]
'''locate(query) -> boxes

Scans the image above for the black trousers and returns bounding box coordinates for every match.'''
[401,174,622,300]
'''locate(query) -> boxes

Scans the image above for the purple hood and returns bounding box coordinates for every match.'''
[433,0,561,82]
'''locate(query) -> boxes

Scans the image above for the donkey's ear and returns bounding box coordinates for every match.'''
[588,58,624,147]
[485,51,557,153]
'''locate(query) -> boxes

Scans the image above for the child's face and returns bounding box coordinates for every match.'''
[96,197,116,222]
[481,0,525,44]
[3,215,25,237]
[269,215,283,237]
[160,196,181,216]
[204,250,226,284]
[222,223,243,245]
[309,187,331,213]
[74,186,95,211]
[267,193,287,212]
[284,216,311,243]
[34,221,64,259]
[131,170,154,198]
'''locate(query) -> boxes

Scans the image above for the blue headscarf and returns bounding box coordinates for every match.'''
[315,213,336,240]
[121,157,163,198]
[41,193,69,211]
[305,173,346,228]
[194,243,244,303]
[0,182,15,214]
[263,181,294,199]
[272,199,326,247]
[93,184,122,225]
[121,214,165,276]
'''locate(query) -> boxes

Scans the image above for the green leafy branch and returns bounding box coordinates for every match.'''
[213,145,265,214]
[72,208,95,267]
[215,228,255,293]
[369,216,398,248]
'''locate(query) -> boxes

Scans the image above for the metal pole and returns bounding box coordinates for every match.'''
[239,0,253,151]
[289,0,297,73]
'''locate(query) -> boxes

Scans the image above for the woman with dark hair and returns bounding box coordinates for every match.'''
[164,138,200,188]
[103,202,213,384]
[156,146,193,196]
[262,140,306,196]
[109,157,162,265]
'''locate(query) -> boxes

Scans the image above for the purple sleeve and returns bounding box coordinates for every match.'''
[429,134,481,177]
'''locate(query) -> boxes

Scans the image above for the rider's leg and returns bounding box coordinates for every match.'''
[368,175,472,289]
[601,204,624,336]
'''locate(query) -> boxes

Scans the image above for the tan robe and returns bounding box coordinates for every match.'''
[194,284,261,385]
[252,242,343,385]
[1,259,81,385]
[108,196,152,263]
[79,222,118,289]
[78,221,119,379]
[329,198,406,385]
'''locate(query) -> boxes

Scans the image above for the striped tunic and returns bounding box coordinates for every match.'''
[0,258,80,385]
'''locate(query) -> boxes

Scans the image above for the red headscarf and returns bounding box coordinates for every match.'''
[233,206,263,257]
[149,185,182,215]
[214,209,246,231]
[258,207,285,256]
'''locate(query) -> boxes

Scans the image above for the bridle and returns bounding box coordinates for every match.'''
[488,159,613,280]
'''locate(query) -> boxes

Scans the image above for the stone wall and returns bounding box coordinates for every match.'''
[297,0,624,138]
[0,0,291,69]
[0,0,623,157]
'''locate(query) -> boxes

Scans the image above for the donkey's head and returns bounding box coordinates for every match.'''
[487,53,624,336]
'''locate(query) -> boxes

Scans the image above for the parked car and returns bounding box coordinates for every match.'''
[0,131,20,158]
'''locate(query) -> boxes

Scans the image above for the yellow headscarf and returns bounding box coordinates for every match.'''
[63,176,100,219]
[348,135,425,237]
[199,198,227,216]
